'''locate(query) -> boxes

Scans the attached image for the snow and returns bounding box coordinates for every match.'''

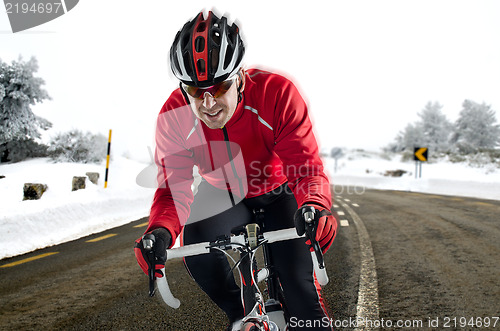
[327,149,500,200]
[0,157,155,259]
[1,150,499,260]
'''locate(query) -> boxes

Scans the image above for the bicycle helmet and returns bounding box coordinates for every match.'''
[170,11,245,88]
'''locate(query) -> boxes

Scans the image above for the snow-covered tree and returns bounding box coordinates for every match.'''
[451,100,500,153]
[48,130,107,163]
[387,101,452,153]
[417,101,453,152]
[1,139,48,163]
[0,57,52,162]
[388,123,425,152]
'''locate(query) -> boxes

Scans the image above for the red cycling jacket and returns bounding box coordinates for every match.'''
[147,69,331,245]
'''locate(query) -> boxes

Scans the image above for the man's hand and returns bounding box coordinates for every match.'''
[294,203,337,253]
[134,227,172,278]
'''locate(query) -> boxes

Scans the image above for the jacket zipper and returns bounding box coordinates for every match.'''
[221,127,245,200]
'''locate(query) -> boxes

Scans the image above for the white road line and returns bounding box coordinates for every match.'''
[339,200,380,330]
[333,204,340,209]
[352,203,360,207]
[344,198,351,202]
[337,211,345,216]
[340,220,349,227]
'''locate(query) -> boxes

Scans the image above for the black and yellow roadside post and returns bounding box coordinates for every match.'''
[104,129,112,188]
[413,147,428,178]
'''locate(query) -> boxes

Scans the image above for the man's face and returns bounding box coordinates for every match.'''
[184,70,245,129]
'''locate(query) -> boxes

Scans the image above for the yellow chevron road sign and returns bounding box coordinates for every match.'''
[414,147,428,162]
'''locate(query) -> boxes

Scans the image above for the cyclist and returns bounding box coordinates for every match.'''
[135,10,337,330]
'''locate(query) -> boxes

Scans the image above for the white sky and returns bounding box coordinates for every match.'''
[2,0,500,160]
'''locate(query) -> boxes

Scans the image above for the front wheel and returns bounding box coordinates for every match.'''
[242,321,269,331]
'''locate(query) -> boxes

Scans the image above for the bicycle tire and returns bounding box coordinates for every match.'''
[241,321,267,331]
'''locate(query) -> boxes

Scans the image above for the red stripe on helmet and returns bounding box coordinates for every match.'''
[192,11,211,82]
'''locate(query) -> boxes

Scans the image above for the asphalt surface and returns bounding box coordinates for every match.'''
[0,188,499,330]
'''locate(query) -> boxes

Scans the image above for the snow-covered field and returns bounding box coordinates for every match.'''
[0,157,155,259]
[327,149,500,201]
[1,150,499,260]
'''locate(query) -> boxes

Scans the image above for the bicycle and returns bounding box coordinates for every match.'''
[142,206,329,331]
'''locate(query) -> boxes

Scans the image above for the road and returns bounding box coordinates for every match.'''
[0,188,499,330]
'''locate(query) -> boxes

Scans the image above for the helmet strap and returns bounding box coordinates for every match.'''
[179,82,191,105]
[236,71,244,104]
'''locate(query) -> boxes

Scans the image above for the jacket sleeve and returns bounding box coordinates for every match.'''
[272,78,332,210]
[146,99,195,247]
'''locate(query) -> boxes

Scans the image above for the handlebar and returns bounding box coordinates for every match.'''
[155,227,329,309]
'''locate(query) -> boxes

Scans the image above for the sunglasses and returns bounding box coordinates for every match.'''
[182,77,236,100]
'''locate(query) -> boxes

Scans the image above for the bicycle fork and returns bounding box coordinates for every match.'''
[236,220,287,331]
[238,249,279,331]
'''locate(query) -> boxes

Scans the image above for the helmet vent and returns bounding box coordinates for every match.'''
[195,36,205,53]
[211,48,219,69]
[212,30,221,45]
[197,59,206,75]
[223,48,234,70]
[196,22,207,32]
[181,34,190,49]
[228,31,236,45]
[183,52,194,74]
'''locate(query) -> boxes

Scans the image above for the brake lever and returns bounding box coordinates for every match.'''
[303,207,326,269]
[305,226,325,269]
[142,234,157,297]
